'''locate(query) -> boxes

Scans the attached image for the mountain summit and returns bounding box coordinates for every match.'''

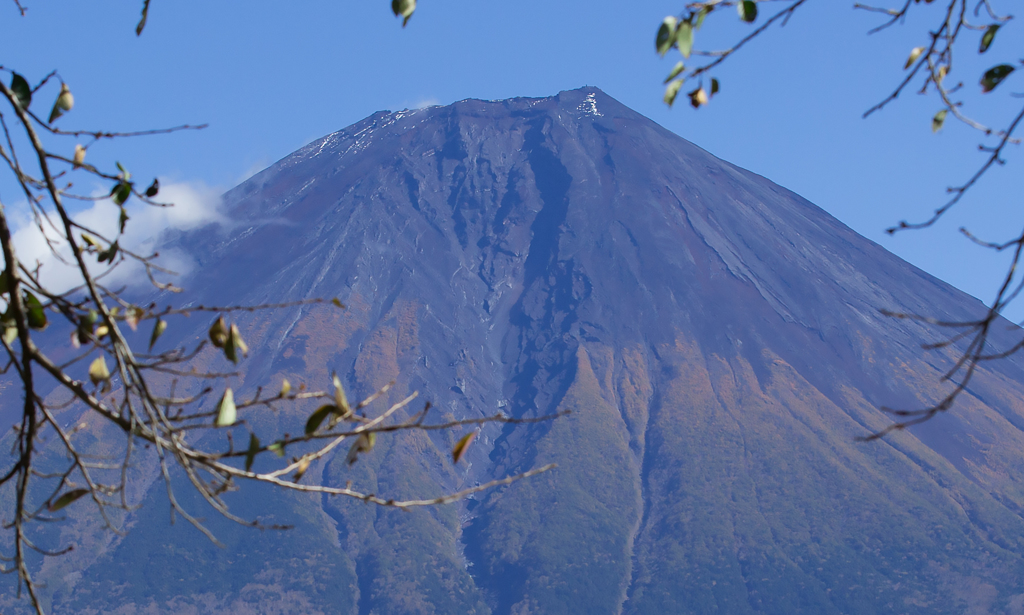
[25,87,1024,613]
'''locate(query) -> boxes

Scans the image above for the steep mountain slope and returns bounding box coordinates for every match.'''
[12,87,1024,613]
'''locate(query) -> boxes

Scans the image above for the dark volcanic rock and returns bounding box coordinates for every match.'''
[18,88,1024,614]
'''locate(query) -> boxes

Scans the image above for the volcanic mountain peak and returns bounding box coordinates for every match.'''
[19,87,1024,614]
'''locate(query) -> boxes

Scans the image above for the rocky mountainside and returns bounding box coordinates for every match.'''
[12,87,1024,613]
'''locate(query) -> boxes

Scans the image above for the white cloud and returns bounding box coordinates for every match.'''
[9,180,226,295]
[235,159,271,184]
[410,97,441,110]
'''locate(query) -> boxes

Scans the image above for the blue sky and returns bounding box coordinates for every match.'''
[4,1,1022,315]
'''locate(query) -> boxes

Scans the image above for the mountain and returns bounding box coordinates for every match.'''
[11,87,1024,614]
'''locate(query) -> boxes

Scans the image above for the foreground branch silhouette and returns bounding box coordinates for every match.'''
[0,8,556,614]
[641,0,1023,435]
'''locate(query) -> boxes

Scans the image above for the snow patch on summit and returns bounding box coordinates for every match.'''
[289,112,406,167]
[577,93,603,117]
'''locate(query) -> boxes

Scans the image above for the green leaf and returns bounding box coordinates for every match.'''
[664,79,684,107]
[49,99,64,124]
[148,318,167,351]
[346,432,376,465]
[215,388,237,426]
[710,77,720,96]
[664,61,685,84]
[737,0,757,23]
[2,324,16,346]
[10,73,31,110]
[981,64,1015,93]
[80,234,101,250]
[689,86,709,108]
[452,431,477,464]
[1,308,16,345]
[224,341,237,363]
[224,323,248,364]
[332,372,351,416]
[244,433,260,472]
[694,7,709,30]
[233,325,248,355]
[77,310,99,345]
[136,0,151,36]
[125,306,145,332]
[268,442,285,457]
[48,84,73,123]
[293,457,311,481]
[209,316,228,348]
[75,324,90,347]
[88,356,110,386]
[111,181,132,206]
[656,16,678,56]
[24,291,47,330]
[280,378,292,397]
[119,206,129,233]
[391,0,416,26]
[305,404,337,435]
[931,109,948,133]
[905,46,924,70]
[48,488,89,512]
[979,24,1000,53]
[331,297,345,308]
[97,241,119,264]
[676,21,693,59]
[144,178,159,197]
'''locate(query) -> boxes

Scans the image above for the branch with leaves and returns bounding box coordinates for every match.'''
[0,5,557,613]
[647,0,1022,435]
[656,0,807,108]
